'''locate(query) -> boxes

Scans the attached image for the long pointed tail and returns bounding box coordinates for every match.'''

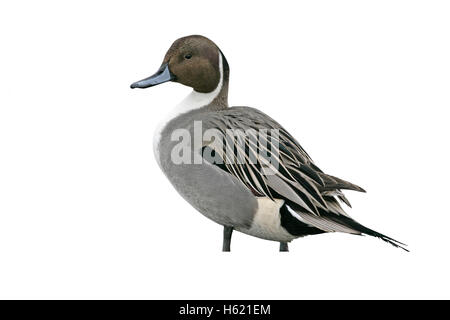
[328,215,409,252]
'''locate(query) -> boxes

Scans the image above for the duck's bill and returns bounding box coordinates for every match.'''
[130,63,175,89]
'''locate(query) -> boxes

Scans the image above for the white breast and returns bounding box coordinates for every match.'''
[153,53,224,167]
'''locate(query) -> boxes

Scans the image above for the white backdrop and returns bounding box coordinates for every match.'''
[1,1,449,299]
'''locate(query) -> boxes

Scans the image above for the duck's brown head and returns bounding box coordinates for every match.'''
[131,35,229,94]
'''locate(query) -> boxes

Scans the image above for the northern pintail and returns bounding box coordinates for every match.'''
[131,35,407,252]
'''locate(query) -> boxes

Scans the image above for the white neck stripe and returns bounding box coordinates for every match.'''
[173,52,224,113]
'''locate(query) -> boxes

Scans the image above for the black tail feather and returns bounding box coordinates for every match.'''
[328,215,409,252]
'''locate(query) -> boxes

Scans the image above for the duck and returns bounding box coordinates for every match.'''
[130,35,407,252]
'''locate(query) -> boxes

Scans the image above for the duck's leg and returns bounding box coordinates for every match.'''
[279,242,289,252]
[222,226,233,252]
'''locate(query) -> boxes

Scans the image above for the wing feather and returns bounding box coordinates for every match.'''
[200,107,365,217]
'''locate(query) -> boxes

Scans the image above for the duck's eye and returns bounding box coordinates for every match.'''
[184,53,192,60]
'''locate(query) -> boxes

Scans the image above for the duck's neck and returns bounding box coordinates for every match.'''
[153,52,229,163]
[176,52,229,113]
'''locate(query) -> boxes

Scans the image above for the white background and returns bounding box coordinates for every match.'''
[0,1,449,299]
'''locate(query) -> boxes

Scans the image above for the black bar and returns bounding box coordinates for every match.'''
[0,300,444,319]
